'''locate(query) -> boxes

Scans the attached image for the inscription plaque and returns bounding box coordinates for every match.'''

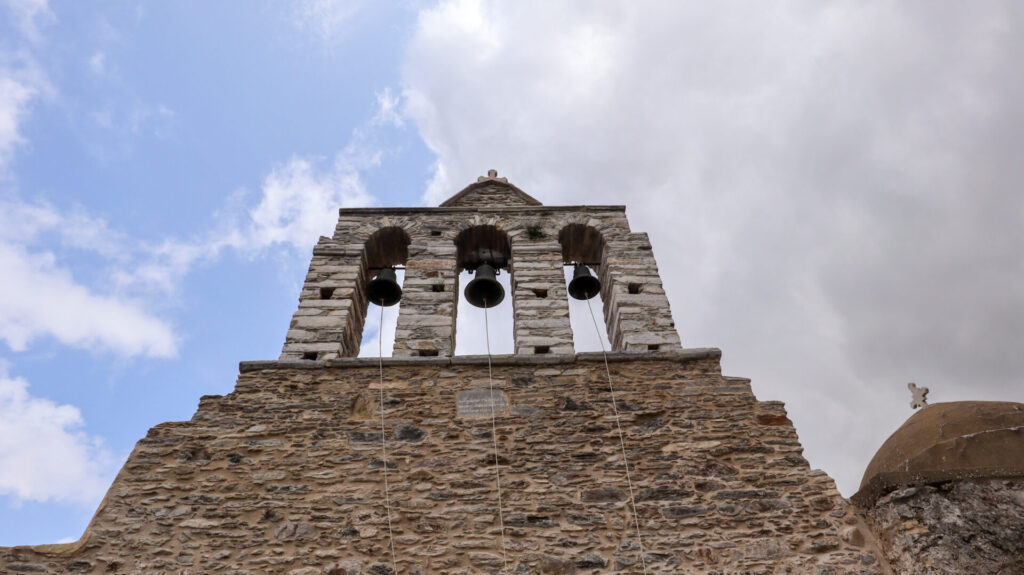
[457,389,509,419]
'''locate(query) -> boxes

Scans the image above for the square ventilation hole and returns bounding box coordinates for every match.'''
[628,283,643,295]
[532,288,548,298]
[430,230,442,237]
[432,283,445,293]
[319,287,335,299]
[302,352,318,361]
[647,344,660,351]
[417,349,439,357]
[535,346,550,354]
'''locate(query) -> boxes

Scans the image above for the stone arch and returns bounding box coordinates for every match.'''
[453,224,515,354]
[558,223,616,351]
[344,226,412,357]
[557,212,618,241]
[364,226,411,271]
[454,224,511,271]
[336,215,419,245]
[558,223,606,266]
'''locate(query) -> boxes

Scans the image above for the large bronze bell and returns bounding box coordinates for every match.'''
[464,263,505,308]
[367,266,403,307]
[567,263,601,300]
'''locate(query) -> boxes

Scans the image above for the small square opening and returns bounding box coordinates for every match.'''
[532,288,548,298]
[647,344,660,351]
[432,283,445,293]
[417,349,439,357]
[319,287,336,299]
[534,345,550,354]
[628,283,643,295]
[302,352,318,361]
[430,230,442,237]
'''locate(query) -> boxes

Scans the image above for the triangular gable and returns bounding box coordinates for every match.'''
[440,170,543,207]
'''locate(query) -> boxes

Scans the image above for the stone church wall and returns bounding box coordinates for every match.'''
[1,351,885,574]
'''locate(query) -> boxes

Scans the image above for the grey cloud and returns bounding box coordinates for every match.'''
[401,1,1024,494]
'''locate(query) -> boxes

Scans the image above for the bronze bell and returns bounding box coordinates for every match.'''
[567,263,601,300]
[367,266,402,307]
[464,263,505,308]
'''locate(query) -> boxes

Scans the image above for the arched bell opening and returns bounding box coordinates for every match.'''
[453,225,515,355]
[559,224,613,352]
[351,226,410,358]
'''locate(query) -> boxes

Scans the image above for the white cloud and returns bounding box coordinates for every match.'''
[0,2,178,360]
[0,132,377,357]
[247,149,378,250]
[402,1,1024,494]
[0,198,175,357]
[0,241,177,357]
[291,0,368,45]
[0,0,55,175]
[1,0,54,44]
[0,76,36,174]
[113,142,380,298]
[0,362,117,504]
[0,197,127,258]
[373,87,404,128]
[87,51,106,76]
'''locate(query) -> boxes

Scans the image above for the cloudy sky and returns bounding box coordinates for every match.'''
[1,0,1021,545]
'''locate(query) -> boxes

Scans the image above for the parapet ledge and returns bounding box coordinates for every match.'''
[240,348,721,373]
[337,205,627,216]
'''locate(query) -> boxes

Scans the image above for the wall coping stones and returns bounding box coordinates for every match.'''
[337,205,627,216]
[240,347,722,372]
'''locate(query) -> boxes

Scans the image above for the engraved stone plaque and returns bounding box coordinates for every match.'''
[457,389,509,419]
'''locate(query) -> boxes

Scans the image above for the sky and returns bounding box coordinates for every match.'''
[0,0,1021,545]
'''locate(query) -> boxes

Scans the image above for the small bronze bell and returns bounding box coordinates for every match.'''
[464,263,505,308]
[367,266,403,307]
[567,263,601,300]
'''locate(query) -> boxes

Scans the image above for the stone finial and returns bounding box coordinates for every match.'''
[477,169,509,183]
[908,382,929,409]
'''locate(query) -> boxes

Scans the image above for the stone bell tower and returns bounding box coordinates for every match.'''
[1,172,890,574]
[279,169,681,361]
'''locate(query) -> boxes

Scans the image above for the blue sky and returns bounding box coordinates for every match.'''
[2,0,1023,546]
[0,1,434,543]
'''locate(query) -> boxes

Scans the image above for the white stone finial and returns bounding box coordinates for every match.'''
[908,382,929,409]
[477,169,509,183]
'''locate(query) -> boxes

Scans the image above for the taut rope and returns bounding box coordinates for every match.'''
[586,297,648,574]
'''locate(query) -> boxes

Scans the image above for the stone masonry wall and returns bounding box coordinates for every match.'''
[1,352,885,574]
[281,240,367,361]
[511,240,573,355]
[441,182,540,208]
[602,233,679,353]
[861,479,1024,575]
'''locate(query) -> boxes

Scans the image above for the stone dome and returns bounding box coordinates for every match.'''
[853,401,1024,505]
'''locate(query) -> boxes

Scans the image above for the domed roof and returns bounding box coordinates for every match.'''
[852,401,1024,506]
